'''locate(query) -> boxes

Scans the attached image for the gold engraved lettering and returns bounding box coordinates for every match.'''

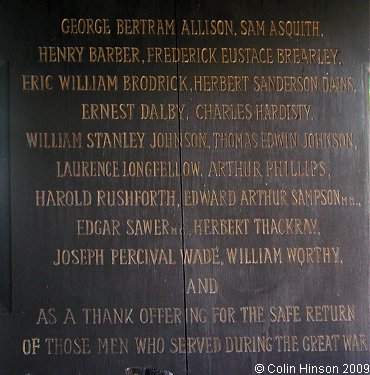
[253,76,318,92]
[302,132,355,148]
[110,248,175,265]
[146,47,217,63]
[44,338,90,355]
[36,190,91,207]
[291,189,342,206]
[82,103,135,120]
[265,160,326,177]
[97,190,175,207]
[212,307,236,323]
[140,104,185,120]
[150,132,208,149]
[270,306,301,322]
[226,247,282,264]
[170,337,221,354]
[86,132,144,149]
[181,20,234,35]
[240,20,266,36]
[261,132,298,148]
[135,337,165,354]
[342,335,368,351]
[186,278,219,294]
[89,47,140,63]
[122,75,187,91]
[221,48,273,64]
[76,219,121,236]
[61,18,111,34]
[225,336,272,352]
[213,132,258,149]
[254,218,319,235]
[306,305,355,322]
[255,104,311,120]
[269,20,321,37]
[240,306,265,323]
[97,338,128,354]
[286,246,341,264]
[59,75,118,91]
[322,76,354,92]
[181,248,221,265]
[240,189,288,206]
[125,219,171,236]
[57,161,120,178]
[121,161,201,177]
[116,19,175,35]
[83,308,133,325]
[276,48,339,64]
[193,218,250,235]
[53,249,104,266]
[275,336,299,352]
[302,335,340,352]
[196,104,253,120]
[26,132,82,148]
[184,190,236,206]
[38,47,84,63]
[208,161,261,177]
[139,308,181,324]
[22,75,53,90]
[194,75,249,92]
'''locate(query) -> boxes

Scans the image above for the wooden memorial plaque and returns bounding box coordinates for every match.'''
[0,1,368,374]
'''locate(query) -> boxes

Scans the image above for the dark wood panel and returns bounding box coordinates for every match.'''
[0,1,368,374]
[0,60,10,313]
